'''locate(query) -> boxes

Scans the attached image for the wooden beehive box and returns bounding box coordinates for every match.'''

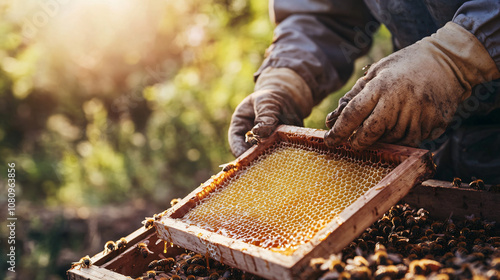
[155,125,435,280]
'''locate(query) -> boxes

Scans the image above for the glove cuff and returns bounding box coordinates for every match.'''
[254,67,314,118]
[430,22,500,91]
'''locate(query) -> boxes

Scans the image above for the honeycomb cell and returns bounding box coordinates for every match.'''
[179,141,396,255]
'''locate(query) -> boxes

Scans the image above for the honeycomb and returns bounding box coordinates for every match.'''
[179,141,397,255]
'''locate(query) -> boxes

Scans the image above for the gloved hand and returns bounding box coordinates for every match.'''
[324,22,500,149]
[228,67,313,157]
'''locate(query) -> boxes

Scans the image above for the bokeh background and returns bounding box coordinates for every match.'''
[0,1,391,279]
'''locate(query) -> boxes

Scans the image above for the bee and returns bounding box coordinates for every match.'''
[219,161,238,172]
[407,253,418,261]
[310,257,325,269]
[452,177,462,188]
[441,252,454,261]
[490,257,500,269]
[409,259,441,275]
[170,275,181,280]
[489,184,500,192]
[153,213,163,221]
[170,198,181,207]
[146,270,160,278]
[373,250,391,266]
[460,227,471,238]
[175,260,187,273]
[470,252,486,262]
[349,266,372,280]
[104,241,117,254]
[193,264,207,276]
[187,254,205,265]
[391,216,402,227]
[208,272,220,280]
[186,275,196,280]
[71,255,92,270]
[362,64,372,75]
[142,218,155,229]
[321,256,345,272]
[419,236,429,242]
[375,243,386,252]
[116,237,128,250]
[349,256,369,267]
[375,236,385,244]
[245,131,260,145]
[157,258,175,270]
[487,237,500,244]
[388,206,400,217]
[380,215,391,223]
[373,265,398,280]
[486,269,500,280]
[408,245,423,257]
[469,179,485,190]
[212,260,224,270]
[455,246,468,255]
[368,228,379,236]
[137,242,153,258]
[446,223,457,234]
[381,225,392,236]
[447,239,458,248]
[431,222,444,233]
[434,273,451,280]
[417,208,429,217]
[148,260,158,270]
[338,272,352,280]
[186,264,196,275]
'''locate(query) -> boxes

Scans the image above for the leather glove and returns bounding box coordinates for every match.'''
[228,67,313,157]
[324,22,500,149]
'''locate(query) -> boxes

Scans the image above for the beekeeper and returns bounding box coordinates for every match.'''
[228,0,500,182]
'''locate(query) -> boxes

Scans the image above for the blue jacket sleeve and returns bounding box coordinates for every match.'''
[453,0,500,71]
[255,0,379,106]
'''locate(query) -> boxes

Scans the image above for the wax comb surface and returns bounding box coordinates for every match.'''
[180,140,396,255]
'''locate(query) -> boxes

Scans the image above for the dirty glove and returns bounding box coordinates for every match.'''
[228,67,313,157]
[324,22,500,149]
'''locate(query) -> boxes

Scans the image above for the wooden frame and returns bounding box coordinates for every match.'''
[155,125,435,280]
[67,226,153,280]
[66,226,187,280]
[403,179,500,222]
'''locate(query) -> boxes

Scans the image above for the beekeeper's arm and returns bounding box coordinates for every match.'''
[324,0,500,149]
[228,0,379,157]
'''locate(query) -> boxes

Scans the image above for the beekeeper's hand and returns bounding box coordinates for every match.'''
[324,22,500,149]
[228,67,313,157]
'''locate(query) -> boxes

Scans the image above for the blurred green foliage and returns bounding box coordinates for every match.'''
[0,0,275,208]
[0,0,391,279]
[0,0,391,208]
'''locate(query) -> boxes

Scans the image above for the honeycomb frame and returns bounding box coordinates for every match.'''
[156,125,435,280]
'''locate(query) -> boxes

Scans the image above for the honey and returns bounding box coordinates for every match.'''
[179,141,396,255]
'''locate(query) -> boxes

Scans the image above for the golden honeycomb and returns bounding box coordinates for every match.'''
[179,141,397,255]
